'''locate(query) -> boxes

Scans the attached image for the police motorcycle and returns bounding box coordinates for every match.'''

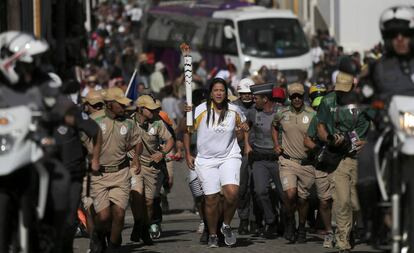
[0,105,51,253]
[373,95,414,253]
[0,31,64,253]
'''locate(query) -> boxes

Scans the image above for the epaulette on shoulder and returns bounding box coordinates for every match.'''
[153,120,163,128]
[125,118,135,129]
[279,106,290,114]
[93,114,106,123]
[304,105,316,113]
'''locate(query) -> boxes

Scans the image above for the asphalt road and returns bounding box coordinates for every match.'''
[74,161,381,253]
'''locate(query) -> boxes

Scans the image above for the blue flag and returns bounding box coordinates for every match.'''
[125,69,139,101]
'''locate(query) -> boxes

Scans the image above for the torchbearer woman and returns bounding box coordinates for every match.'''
[184,78,249,248]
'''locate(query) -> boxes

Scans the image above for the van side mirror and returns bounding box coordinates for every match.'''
[224,25,235,39]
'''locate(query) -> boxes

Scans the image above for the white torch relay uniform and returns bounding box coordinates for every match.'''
[192,102,246,195]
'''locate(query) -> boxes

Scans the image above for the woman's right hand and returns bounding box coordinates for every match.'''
[185,153,195,170]
[184,104,192,113]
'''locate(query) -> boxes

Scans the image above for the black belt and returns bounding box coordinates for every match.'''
[281,153,305,164]
[99,159,129,173]
[249,151,278,162]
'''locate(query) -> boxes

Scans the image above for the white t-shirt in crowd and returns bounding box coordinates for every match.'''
[128,7,143,22]
[193,102,245,160]
[161,96,182,121]
[81,85,102,97]
[311,46,324,64]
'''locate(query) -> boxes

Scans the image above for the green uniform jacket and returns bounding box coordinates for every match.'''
[317,92,370,140]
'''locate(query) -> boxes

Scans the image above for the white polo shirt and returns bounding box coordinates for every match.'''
[192,102,246,160]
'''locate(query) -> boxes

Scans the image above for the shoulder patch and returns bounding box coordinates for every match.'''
[100,122,107,134]
[302,115,310,124]
[81,112,89,120]
[120,125,128,135]
[57,125,68,135]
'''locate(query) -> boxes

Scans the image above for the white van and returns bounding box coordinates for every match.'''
[144,1,312,82]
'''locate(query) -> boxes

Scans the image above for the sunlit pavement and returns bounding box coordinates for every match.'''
[74,161,381,253]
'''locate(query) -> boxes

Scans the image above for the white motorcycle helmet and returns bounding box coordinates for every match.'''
[379,6,414,54]
[380,6,414,34]
[0,31,49,84]
[237,78,254,93]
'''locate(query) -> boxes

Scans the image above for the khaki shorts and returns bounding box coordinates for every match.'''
[90,168,131,213]
[81,175,93,211]
[279,156,315,199]
[130,164,160,200]
[315,169,334,200]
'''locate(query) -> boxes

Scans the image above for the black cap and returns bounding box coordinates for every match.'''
[250,83,273,95]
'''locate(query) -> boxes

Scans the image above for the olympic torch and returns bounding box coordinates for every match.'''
[180,43,193,126]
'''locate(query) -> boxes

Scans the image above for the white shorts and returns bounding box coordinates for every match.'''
[194,157,241,195]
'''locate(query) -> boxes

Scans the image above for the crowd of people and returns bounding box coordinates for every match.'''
[71,2,414,253]
[0,1,413,253]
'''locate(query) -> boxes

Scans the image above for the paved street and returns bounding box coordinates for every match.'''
[74,161,381,253]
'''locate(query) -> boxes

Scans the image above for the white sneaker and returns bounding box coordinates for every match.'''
[220,224,236,246]
[323,232,335,248]
[197,221,205,234]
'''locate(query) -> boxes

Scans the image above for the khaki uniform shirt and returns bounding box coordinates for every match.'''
[93,111,141,166]
[273,105,315,160]
[135,115,172,165]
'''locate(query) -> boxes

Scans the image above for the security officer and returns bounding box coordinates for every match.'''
[80,89,106,243]
[0,31,99,253]
[233,78,255,114]
[364,5,414,246]
[316,72,370,252]
[244,83,283,238]
[373,5,414,99]
[48,91,102,253]
[90,87,143,252]
[232,78,255,234]
[272,83,316,243]
[130,95,174,242]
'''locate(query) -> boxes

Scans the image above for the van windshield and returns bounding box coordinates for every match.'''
[238,18,309,58]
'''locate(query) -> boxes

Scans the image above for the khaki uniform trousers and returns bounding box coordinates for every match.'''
[332,157,360,250]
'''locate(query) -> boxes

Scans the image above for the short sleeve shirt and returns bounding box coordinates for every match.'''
[272,105,315,159]
[93,111,141,167]
[307,116,319,139]
[137,118,172,164]
[192,102,246,159]
[247,106,279,150]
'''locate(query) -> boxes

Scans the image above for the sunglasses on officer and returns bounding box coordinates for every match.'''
[89,102,104,110]
[289,93,303,100]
